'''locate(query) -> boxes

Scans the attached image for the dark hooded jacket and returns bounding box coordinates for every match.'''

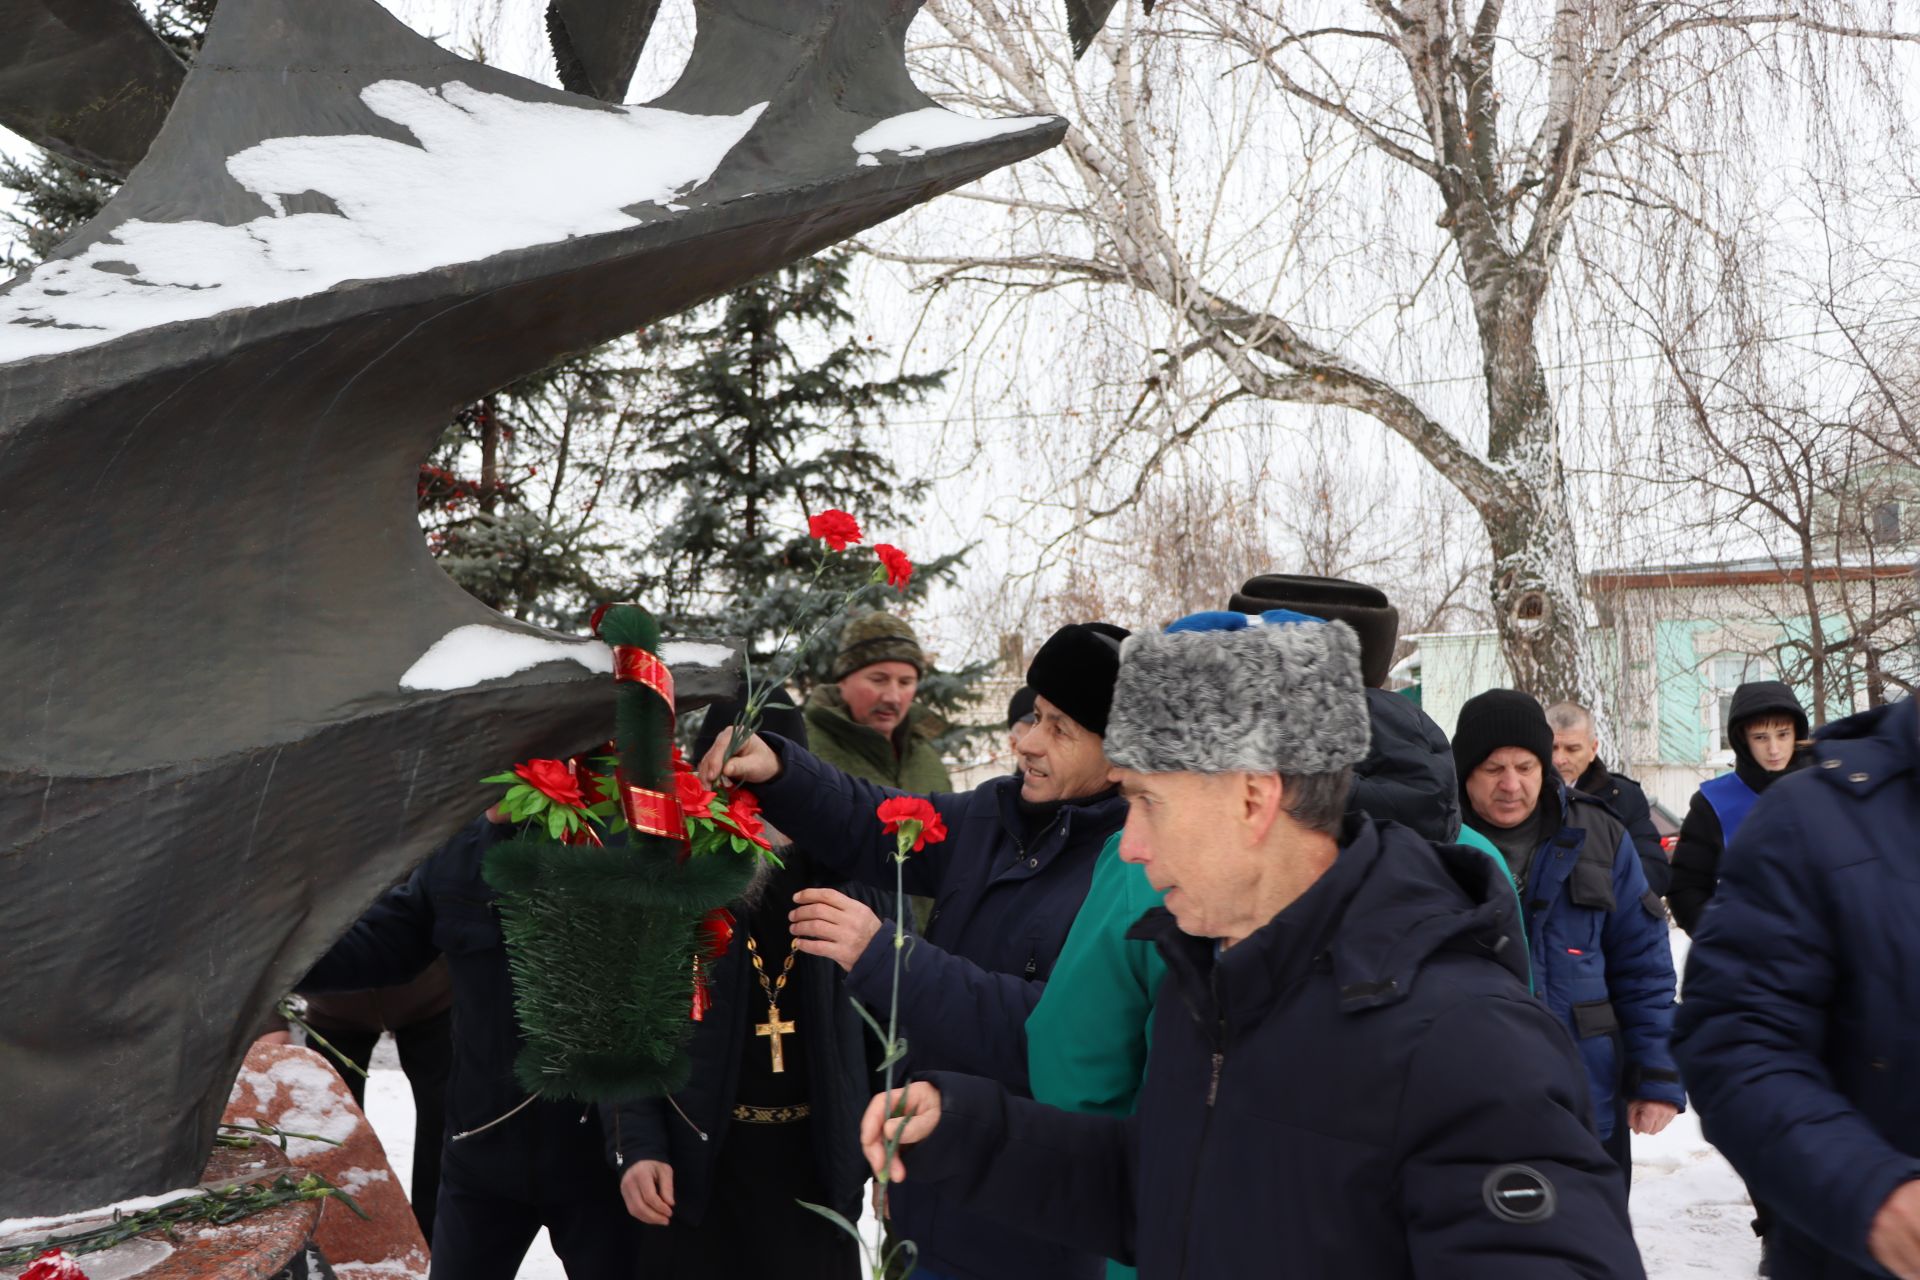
[1673,697,1920,1280]
[300,817,625,1200]
[1351,686,1462,843]
[1572,759,1669,897]
[906,819,1645,1278]
[1667,681,1810,935]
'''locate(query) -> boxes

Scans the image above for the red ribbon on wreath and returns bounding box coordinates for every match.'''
[690,907,736,1022]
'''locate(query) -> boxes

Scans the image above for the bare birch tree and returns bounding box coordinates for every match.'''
[871,0,1920,706]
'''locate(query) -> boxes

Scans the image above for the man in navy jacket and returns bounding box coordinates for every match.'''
[1674,697,1920,1280]
[859,618,1645,1278]
[706,622,1131,1280]
[1455,689,1685,1189]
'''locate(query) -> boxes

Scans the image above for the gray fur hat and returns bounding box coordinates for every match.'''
[1106,620,1371,775]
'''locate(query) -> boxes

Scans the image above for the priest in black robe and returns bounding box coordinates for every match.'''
[609,690,880,1278]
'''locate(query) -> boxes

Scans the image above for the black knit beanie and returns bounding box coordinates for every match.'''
[1006,684,1038,728]
[1451,689,1553,786]
[1025,623,1130,736]
[1229,574,1399,688]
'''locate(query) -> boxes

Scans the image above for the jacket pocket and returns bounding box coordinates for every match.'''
[1570,999,1619,1039]
[1569,849,1617,911]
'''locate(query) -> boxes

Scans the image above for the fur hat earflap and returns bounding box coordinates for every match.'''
[1107,619,1371,775]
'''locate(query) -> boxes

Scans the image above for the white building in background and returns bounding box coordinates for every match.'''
[1406,555,1917,818]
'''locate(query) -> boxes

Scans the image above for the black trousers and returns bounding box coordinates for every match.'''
[310,1011,452,1241]
[431,1177,642,1280]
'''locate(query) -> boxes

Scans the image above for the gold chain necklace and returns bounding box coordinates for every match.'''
[746,932,798,1073]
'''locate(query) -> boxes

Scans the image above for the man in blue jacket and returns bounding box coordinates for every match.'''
[1674,696,1920,1280]
[1455,689,1684,1191]
[858,618,1644,1278]
[706,622,1131,1280]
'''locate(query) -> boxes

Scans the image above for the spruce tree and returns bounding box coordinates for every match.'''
[632,250,990,742]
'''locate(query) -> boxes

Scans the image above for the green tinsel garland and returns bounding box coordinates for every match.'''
[483,604,753,1102]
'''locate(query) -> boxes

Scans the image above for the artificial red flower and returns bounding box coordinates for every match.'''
[807,508,863,551]
[875,543,913,591]
[23,1251,90,1280]
[675,765,718,820]
[720,787,773,851]
[514,759,586,809]
[876,796,948,852]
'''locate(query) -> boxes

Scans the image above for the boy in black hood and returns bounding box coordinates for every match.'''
[1667,680,1810,936]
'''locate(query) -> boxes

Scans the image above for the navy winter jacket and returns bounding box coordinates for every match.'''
[1673,698,1920,1280]
[754,734,1127,1280]
[1352,687,1463,843]
[1573,760,1670,897]
[300,817,622,1199]
[905,819,1646,1278]
[1499,784,1684,1138]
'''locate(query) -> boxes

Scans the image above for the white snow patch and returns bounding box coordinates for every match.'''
[0,81,767,364]
[234,1054,359,1159]
[334,1259,430,1280]
[0,1188,202,1237]
[333,1166,392,1197]
[660,640,735,669]
[399,624,732,691]
[400,625,611,690]
[852,107,1051,166]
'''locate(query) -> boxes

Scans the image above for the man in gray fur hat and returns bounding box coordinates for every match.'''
[862,615,1641,1278]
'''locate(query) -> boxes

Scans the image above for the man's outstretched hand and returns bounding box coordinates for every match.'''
[860,1083,944,1183]
[697,730,780,788]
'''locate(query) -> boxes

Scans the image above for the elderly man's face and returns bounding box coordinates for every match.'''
[1551,722,1598,787]
[1113,768,1262,939]
[1016,696,1111,803]
[839,661,920,735]
[1466,747,1545,829]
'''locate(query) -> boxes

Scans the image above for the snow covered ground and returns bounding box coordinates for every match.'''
[359,926,1759,1278]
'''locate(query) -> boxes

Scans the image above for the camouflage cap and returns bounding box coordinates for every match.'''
[832,611,927,680]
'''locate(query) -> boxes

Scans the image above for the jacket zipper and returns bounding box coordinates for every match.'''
[1177,969,1228,1280]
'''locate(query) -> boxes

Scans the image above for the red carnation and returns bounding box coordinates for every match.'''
[876,796,948,852]
[807,508,863,551]
[875,543,913,591]
[514,759,586,809]
[23,1252,90,1280]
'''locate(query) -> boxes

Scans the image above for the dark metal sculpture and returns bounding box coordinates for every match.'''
[0,0,1086,1215]
[0,0,185,177]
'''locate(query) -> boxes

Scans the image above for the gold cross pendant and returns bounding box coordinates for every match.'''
[756,1004,796,1073]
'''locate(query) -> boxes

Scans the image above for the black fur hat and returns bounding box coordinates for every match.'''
[1229,574,1400,689]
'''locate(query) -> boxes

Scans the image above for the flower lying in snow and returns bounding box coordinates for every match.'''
[23,1251,90,1280]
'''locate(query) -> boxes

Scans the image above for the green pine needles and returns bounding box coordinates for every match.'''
[482,603,753,1101]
